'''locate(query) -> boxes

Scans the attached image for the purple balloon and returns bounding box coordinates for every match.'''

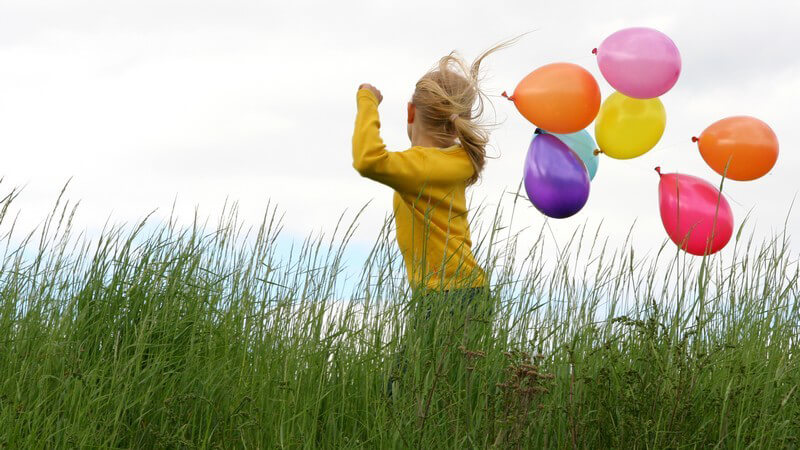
[596,27,681,99]
[523,133,590,219]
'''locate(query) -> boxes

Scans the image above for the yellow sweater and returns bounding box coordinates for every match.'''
[352,89,487,291]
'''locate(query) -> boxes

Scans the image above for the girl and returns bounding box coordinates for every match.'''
[352,46,507,398]
[352,46,505,296]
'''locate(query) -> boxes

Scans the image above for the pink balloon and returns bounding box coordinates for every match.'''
[657,168,733,256]
[595,27,681,99]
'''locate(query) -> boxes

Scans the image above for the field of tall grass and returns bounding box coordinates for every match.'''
[0,186,798,448]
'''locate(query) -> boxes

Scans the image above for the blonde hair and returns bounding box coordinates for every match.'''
[412,41,514,185]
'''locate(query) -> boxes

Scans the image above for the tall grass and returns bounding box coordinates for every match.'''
[0,185,798,448]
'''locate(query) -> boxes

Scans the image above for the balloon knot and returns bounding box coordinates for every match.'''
[500,91,514,102]
[691,136,699,143]
[655,166,662,177]
[593,149,602,156]
[591,48,598,55]
[534,128,542,135]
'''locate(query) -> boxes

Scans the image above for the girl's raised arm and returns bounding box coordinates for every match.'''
[352,88,426,194]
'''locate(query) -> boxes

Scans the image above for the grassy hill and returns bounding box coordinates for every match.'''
[1,192,798,448]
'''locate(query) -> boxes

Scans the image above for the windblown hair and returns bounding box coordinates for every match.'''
[412,41,514,185]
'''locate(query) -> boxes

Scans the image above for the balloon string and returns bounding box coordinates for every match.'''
[592,139,682,162]
[723,192,748,209]
[630,140,687,159]
[545,219,561,255]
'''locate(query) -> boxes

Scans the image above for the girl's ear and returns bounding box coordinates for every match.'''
[407,102,415,124]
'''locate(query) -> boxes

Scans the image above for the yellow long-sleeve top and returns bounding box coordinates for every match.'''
[352,89,487,291]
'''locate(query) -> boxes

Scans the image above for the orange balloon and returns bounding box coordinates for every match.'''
[511,63,601,134]
[696,116,779,181]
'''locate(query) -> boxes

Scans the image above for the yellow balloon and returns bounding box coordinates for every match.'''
[594,92,666,159]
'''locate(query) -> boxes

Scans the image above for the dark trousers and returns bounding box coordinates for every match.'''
[387,286,493,398]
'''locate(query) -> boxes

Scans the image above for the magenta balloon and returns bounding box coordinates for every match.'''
[523,133,590,219]
[657,169,733,256]
[596,27,681,99]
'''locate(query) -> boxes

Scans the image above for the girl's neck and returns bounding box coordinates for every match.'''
[411,132,456,149]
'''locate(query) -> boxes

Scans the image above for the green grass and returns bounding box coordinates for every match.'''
[0,186,798,449]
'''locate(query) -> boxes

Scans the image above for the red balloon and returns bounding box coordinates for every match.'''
[657,168,733,256]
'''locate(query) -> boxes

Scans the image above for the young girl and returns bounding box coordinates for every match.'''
[353,47,505,398]
[352,47,503,296]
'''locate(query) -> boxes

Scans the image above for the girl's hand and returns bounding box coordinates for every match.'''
[358,83,383,104]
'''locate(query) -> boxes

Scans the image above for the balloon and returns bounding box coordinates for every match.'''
[595,92,666,159]
[694,116,779,181]
[657,168,733,256]
[523,133,590,219]
[595,27,681,99]
[508,63,600,134]
[538,128,599,180]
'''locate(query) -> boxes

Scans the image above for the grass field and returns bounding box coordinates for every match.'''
[0,188,798,448]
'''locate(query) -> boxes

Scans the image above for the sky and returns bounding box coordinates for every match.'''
[0,0,798,276]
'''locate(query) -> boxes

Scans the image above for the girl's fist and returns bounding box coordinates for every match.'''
[358,83,383,104]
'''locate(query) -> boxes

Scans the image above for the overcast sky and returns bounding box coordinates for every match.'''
[0,0,798,267]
